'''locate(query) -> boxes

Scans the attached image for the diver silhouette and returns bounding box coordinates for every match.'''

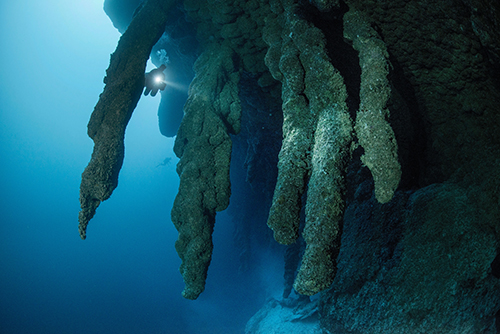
[144,64,167,96]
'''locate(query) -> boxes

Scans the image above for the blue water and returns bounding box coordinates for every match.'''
[0,1,283,333]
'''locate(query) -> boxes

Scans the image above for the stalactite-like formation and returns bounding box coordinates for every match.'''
[80,0,402,299]
[264,0,355,295]
[263,0,401,295]
[344,9,401,204]
[168,0,275,299]
[265,9,316,246]
[171,42,241,299]
[78,0,175,239]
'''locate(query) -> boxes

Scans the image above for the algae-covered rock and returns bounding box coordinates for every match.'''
[78,0,175,239]
[171,42,241,299]
[265,0,354,295]
[344,9,401,204]
[266,6,315,245]
[267,93,312,245]
[296,103,352,296]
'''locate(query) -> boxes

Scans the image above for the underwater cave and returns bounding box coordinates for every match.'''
[78,0,500,332]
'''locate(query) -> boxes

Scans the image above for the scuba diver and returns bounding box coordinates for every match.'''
[144,64,167,96]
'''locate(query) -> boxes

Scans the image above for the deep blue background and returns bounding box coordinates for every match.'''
[0,1,283,333]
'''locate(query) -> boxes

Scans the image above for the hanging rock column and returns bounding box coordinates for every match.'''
[171,42,241,300]
[344,9,401,204]
[78,0,175,239]
[264,0,354,295]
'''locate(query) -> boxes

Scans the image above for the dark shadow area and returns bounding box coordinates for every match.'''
[227,72,283,272]
[384,50,429,190]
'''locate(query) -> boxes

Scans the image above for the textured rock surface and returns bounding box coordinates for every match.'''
[169,0,278,299]
[78,0,175,239]
[344,9,401,204]
[320,180,500,333]
[171,42,241,299]
[264,0,401,296]
[316,1,500,331]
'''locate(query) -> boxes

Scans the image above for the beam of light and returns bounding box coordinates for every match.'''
[163,81,189,93]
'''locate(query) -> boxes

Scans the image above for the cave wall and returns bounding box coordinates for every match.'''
[318,0,500,332]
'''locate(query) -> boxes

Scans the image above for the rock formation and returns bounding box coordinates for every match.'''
[82,0,500,331]
[78,0,176,239]
[171,42,241,299]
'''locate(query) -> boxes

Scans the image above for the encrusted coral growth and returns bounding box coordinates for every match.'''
[344,9,401,204]
[78,0,174,239]
[264,0,354,295]
[171,42,241,300]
